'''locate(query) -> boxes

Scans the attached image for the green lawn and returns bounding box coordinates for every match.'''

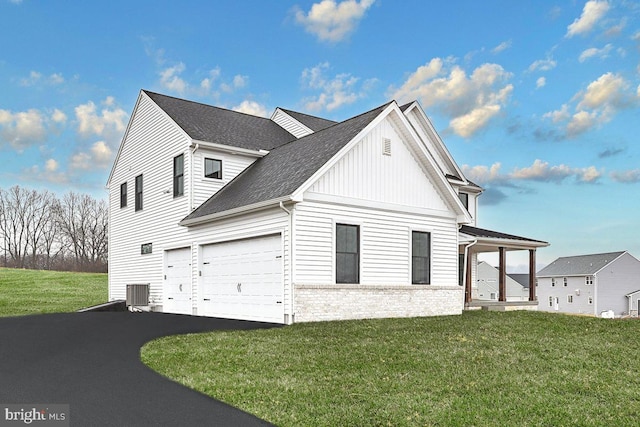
[0,267,108,316]
[142,311,640,427]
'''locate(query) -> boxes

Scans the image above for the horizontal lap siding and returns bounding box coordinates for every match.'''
[191,149,257,209]
[294,202,459,286]
[109,93,191,304]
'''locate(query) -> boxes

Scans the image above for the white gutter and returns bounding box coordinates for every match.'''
[190,140,269,158]
[279,201,295,325]
[180,196,291,227]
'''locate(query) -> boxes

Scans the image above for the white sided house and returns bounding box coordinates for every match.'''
[537,251,640,317]
[107,90,548,324]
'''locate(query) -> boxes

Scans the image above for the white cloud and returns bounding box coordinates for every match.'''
[301,62,371,112]
[45,159,59,173]
[294,0,375,42]
[51,109,67,124]
[70,141,112,171]
[159,63,188,95]
[578,43,613,62]
[75,99,127,138]
[610,169,640,183]
[528,58,557,72]
[577,72,630,110]
[19,71,65,87]
[389,59,513,137]
[492,40,512,54]
[544,72,638,137]
[199,68,222,93]
[463,159,601,185]
[536,77,546,89]
[566,0,610,37]
[232,100,268,117]
[0,109,47,150]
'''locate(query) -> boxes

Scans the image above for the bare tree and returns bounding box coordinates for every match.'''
[0,186,31,268]
[55,192,108,272]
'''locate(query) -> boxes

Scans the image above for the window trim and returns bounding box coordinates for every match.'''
[411,230,431,285]
[120,182,127,208]
[135,174,143,211]
[204,158,222,180]
[173,154,184,198]
[335,223,360,284]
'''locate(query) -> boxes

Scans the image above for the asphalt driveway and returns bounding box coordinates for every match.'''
[0,312,280,426]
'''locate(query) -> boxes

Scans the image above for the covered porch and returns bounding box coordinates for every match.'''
[459,225,549,310]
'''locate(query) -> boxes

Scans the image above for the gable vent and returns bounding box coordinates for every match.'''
[382,138,391,156]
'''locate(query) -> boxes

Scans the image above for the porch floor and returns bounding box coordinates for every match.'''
[465,300,539,312]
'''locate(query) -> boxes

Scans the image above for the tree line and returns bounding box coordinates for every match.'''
[0,185,108,273]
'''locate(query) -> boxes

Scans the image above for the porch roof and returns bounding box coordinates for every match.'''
[459,225,549,252]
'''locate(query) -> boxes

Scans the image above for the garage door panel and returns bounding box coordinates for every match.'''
[164,248,192,315]
[200,235,283,323]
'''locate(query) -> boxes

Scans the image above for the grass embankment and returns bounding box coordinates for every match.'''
[0,267,107,316]
[142,311,640,426]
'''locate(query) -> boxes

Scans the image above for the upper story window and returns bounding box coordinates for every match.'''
[563,277,568,287]
[585,276,593,285]
[205,158,222,179]
[412,230,431,284]
[120,182,127,208]
[135,174,143,211]
[173,154,184,197]
[336,224,359,284]
[551,278,556,287]
[458,192,469,210]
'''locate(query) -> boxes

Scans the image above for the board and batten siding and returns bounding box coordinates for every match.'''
[308,117,450,212]
[109,92,193,304]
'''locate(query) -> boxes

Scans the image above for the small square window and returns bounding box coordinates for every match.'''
[205,158,222,179]
[141,243,152,255]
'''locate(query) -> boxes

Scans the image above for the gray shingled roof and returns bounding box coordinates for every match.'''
[460,225,548,244]
[508,274,530,288]
[181,102,391,223]
[278,108,337,132]
[144,90,295,151]
[537,251,626,276]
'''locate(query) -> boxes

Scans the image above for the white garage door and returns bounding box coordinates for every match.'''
[200,234,283,323]
[163,247,192,315]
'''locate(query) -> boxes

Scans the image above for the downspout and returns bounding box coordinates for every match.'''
[189,143,199,211]
[279,201,294,324]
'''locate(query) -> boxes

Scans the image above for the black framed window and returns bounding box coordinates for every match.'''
[412,231,431,284]
[458,192,469,209]
[205,158,222,179]
[120,182,127,208]
[173,154,184,197]
[336,224,359,284]
[135,174,143,211]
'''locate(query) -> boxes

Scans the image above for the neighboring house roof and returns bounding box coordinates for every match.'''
[537,251,626,277]
[276,108,337,132]
[460,225,548,244]
[508,274,530,288]
[144,90,295,151]
[180,102,392,224]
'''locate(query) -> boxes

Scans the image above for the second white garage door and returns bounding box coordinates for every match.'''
[199,234,284,323]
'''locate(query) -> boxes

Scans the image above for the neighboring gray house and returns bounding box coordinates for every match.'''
[537,251,640,317]
[475,261,529,301]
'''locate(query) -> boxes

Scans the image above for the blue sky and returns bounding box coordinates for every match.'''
[1,0,639,271]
